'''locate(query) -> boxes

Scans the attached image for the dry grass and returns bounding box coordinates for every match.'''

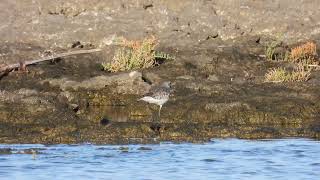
[265,64,311,83]
[290,64,311,82]
[265,41,317,83]
[102,36,158,72]
[289,41,318,65]
[265,67,288,83]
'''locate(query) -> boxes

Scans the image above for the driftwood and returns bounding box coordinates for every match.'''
[0,48,102,73]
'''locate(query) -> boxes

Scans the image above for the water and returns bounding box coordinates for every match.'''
[0,139,319,180]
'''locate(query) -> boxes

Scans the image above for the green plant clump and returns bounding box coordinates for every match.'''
[102,37,173,72]
[265,65,311,83]
[265,40,283,61]
[264,40,318,83]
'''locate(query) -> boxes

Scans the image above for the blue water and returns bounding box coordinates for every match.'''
[0,139,319,180]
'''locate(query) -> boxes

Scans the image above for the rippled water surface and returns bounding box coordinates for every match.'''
[1,139,319,180]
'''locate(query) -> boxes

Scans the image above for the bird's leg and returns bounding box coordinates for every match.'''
[158,105,162,118]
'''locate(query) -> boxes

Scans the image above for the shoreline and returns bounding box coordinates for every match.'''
[1,0,320,144]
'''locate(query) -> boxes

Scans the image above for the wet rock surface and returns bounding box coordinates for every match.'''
[0,148,13,155]
[0,0,320,144]
[0,148,45,155]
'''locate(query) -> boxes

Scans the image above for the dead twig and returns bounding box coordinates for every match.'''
[0,48,102,73]
[308,64,320,68]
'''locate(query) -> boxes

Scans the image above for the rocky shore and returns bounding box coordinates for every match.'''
[0,0,319,144]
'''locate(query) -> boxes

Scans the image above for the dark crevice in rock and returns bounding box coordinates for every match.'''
[100,118,111,126]
[143,4,153,10]
[141,74,153,85]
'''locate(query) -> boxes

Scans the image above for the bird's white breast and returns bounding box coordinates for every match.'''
[140,96,168,106]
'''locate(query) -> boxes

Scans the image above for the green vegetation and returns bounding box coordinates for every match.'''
[264,67,287,83]
[154,51,175,61]
[265,40,282,61]
[102,36,174,72]
[265,41,318,83]
[265,65,311,83]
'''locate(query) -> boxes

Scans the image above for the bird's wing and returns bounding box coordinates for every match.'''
[153,87,171,99]
[143,86,164,96]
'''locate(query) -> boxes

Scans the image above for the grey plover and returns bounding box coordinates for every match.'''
[139,81,172,117]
